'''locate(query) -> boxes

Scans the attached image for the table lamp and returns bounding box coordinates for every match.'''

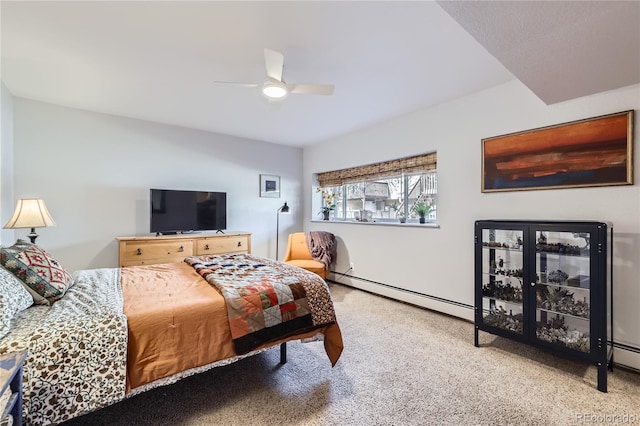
[3,199,56,243]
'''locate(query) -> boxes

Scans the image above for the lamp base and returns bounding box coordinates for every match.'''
[27,228,38,244]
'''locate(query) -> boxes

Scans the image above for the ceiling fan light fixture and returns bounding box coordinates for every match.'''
[262,79,288,99]
[214,49,334,101]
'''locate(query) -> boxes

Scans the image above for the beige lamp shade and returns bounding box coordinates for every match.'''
[3,199,56,229]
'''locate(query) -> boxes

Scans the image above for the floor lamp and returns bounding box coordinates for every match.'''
[275,202,290,260]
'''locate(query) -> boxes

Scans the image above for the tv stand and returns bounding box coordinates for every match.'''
[116,232,251,267]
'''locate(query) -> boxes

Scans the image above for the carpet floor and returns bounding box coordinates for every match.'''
[62,282,640,425]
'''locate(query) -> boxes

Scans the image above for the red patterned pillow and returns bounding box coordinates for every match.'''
[0,239,72,305]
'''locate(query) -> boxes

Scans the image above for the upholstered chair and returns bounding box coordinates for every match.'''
[282,232,329,279]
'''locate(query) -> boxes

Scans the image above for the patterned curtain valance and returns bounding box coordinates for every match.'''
[317,152,437,187]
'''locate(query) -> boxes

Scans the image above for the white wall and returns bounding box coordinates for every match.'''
[12,98,302,271]
[303,80,640,369]
[0,83,15,246]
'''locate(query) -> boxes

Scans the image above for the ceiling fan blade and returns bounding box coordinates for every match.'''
[288,84,335,96]
[212,81,260,88]
[264,48,284,82]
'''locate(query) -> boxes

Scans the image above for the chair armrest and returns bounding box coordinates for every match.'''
[282,233,294,262]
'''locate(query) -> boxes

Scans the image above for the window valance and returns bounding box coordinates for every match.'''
[317,152,437,187]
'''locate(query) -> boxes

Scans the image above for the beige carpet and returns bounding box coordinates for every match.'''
[62,282,640,425]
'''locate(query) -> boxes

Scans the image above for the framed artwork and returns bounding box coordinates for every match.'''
[260,174,281,198]
[482,110,634,192]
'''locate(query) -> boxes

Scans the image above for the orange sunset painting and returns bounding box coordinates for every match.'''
[482,111,633,192]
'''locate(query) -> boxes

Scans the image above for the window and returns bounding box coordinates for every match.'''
[315,152,437,224]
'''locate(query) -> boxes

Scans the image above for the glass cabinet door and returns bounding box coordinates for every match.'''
[534,230,591,352]
[481,229,524,334]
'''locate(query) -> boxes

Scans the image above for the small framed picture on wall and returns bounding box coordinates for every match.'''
[260,174,281,198]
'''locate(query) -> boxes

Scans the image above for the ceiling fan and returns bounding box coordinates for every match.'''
[213,49,335,100]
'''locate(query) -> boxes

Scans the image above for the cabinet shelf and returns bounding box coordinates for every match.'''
[536,250,589,258]
[536,307,590,321]
[482,297,523,305]
[536,325,590,352]
[537,281,590,291]
[482,245,523,252]
[483,272,523,279]
[482,310,523,333]
[475,220,612,393]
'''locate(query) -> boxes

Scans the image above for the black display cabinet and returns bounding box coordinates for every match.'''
[474,220,613,392]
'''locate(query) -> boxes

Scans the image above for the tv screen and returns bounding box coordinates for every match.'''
[150,189,227,234]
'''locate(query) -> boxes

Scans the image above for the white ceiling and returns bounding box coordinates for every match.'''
[438,1,640,105]
[1,1,638,147]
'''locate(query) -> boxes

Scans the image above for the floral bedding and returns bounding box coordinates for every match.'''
[0,268,127,426]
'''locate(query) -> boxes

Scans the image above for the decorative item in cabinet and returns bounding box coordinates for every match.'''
[479,228,525,335]
[474,220,613,392]
[534,229,594,354]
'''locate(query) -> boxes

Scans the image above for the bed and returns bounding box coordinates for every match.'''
[0,240,343,426]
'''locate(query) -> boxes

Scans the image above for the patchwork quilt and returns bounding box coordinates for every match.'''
[185,253,338,354]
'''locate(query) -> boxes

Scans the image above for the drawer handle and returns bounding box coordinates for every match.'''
[178,245,184,252]
[237,241,242,247]
[136,248,142,256]
[204,244,210,250]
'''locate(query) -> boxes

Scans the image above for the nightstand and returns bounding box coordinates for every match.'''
[0,350,27,426]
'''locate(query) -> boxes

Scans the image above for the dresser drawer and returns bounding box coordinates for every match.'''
[122,240,194,262]
[196,236,249,255]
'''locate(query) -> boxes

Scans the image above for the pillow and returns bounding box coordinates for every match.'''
[0,265,34,339]
[0,239,72,305]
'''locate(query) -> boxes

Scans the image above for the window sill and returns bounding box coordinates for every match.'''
[310,219,439,229]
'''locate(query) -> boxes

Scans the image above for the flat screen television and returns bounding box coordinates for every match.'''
[150,189,227,234]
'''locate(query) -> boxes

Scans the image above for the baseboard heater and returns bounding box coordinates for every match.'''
[328,272,473,310]
[328,271,640,359]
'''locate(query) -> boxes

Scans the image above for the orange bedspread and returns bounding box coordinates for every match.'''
[122,262,343,392]
[122,262,235,391]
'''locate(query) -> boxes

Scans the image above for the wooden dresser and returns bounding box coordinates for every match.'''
[116,232,251,267]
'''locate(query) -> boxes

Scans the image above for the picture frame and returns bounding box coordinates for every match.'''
[260,174,281,198]
[482,110,634,192]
